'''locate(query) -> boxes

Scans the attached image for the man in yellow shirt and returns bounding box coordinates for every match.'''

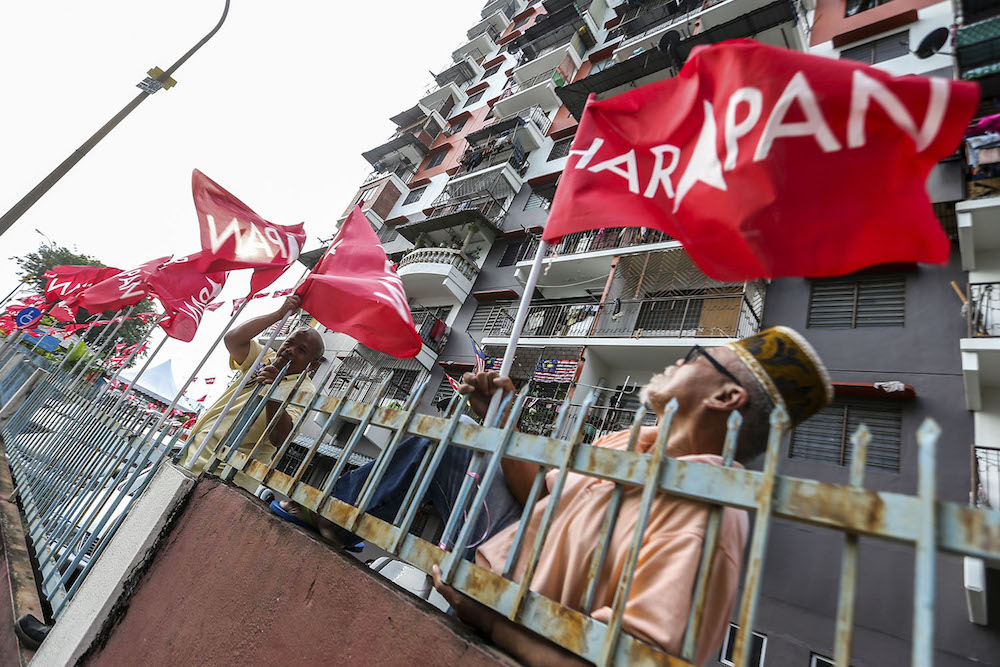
[182,295,325,492]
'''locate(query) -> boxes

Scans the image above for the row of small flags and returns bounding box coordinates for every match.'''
[198,288,296,316]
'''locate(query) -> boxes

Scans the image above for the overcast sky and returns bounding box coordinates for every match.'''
[0,1,479,401]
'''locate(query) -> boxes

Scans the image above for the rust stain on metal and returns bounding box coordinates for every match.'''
[784,482,886,534]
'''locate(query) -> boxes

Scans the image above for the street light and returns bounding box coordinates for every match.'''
[0,1,231,240]
[35,229,55,247]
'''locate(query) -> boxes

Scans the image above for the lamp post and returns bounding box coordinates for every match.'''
[0,0,231,240]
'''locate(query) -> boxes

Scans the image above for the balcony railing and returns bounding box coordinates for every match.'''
[522,227,673,258]
[967,282,1000,337]
[426,193,507,225]
[480,105,553,139]
[398,248,480,282]
[411,311,450,354]
[973,444,1000,509]
[608,0,704,43]
[482,292,763,340]
[468,22,502,43]
[455,144,528,178]
[500,68,562,100]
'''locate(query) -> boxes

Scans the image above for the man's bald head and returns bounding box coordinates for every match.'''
[275,327,327,375]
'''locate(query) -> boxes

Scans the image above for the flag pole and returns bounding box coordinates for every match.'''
[484,239,549,426]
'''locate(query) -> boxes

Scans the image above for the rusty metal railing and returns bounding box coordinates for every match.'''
[170,373,1000,667]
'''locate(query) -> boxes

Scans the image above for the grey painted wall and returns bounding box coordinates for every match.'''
[723,248,999,666]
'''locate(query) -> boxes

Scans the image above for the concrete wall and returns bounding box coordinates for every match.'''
[80,477,515,667]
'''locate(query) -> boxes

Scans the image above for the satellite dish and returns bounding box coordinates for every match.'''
[658,30,683,69]
[915,27,950,59]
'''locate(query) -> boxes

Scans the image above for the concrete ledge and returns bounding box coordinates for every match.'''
[31,464,196,667]
[80,476,516,666]
[0,438,44,666]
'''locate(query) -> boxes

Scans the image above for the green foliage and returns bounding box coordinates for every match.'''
[66,342,88,364]
[14,243,156,358]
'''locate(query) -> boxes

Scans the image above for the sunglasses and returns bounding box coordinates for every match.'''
[683,345,747,391]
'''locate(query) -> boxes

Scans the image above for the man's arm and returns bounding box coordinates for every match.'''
[224,295,301,366]
[459,371,544,506]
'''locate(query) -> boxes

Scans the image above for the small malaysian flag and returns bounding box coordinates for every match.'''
[534,359,579,383]
[446,374,462,393]
[485,357,503,372]
[469,333,486,374]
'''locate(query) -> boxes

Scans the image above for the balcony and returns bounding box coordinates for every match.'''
[471,105,552,152]
[492,68,567,116]
[481,291,764,350]
[511,4,598,62]
[362,112,445,171]
[482,0,516,19]
[432,55,483,88]
[513,41,583,84]
[957,15,1000,81]
[961,0,1000,25]
[516,228,679,293]
[419,82,467,119]
[957,196,1000,275]
[396,248,480,303]
[453,24,501,62]
[557,0,800,118]
[961,281,1000,410]
[340,172,409,225]
[468,9,512,41]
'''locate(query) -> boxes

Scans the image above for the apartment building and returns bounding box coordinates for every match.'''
[302,0,1000,663]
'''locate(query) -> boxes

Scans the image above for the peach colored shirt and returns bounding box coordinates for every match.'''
[476,427,748,665]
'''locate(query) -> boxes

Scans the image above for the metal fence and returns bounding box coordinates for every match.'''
[5,335,1000,665]
[182,374,1000,667]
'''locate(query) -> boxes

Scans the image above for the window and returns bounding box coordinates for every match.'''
[469,301,513,331]
[720,624,767,667]
[512,15,530,30]
[840,31,909,64]
[377,224,399,244]
[845,0,894,16]
[498,240,529,266]
[790,399,902,472]
[524,183,557,210]
[807,274,905,328]
[464,90,486,108]
[548,136,574,161]
[403,186,427,206]
[449,118,468,133]
[426,151,448,169]
[481,63,502,80]
[810,655,835,667]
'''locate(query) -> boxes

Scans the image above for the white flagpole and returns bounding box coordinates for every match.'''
[483,239,548,426]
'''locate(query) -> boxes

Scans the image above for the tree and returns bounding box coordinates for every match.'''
[14,243,156,354]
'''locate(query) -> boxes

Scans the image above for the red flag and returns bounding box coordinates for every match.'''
[231,297,247,316]
[45,266,121,303]
[296,206,421,358]
[196,394,207,402]
[191,169,307,296]
[73,256,171,312]
[114,343,126,354]
[49,301,77,323]
[272,288,294,297]
[147,253,227,342]
[205,302,223,312]
[446,374,462,393]
[251,291,270,299]
[204,378,216,385]
[542,40,979,280]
